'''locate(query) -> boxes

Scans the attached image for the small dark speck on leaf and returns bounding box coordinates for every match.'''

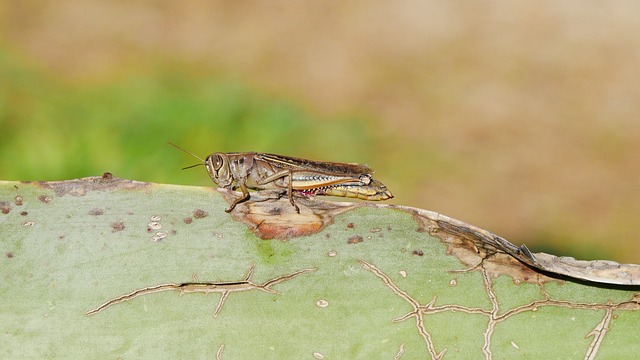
[412,250,424,256]
[20,211,28,216]
[183,217,193,224]
[347,235,363,244]
[102,172,113,180]
[88,208,104,216]
[193,209,209,219]
[110,222,125,232]
[6,252,13,258]
[347,223,354,229]
[416,227,426,233]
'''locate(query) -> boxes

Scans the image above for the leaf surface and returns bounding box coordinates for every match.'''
[1,176,639,359]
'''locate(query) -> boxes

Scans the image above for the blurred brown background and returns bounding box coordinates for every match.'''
[1,1,639,262]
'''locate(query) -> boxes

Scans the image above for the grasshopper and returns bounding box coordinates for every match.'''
[169,143,393,213]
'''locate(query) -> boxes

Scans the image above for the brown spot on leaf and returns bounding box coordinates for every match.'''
[102,172,113,180]
[14,196,23,206]
[347,223,354,229]
[221,189,354,240]
[6,252,13,258]
[20,211,28,216]
[88,208,104,216]
[0,201,10,214]
[252,215,324,240]
[193,209,209,219]
[183,217,193,224]
[110,222,125,232]
[38,195,52,203]
[412,250,424,256]
[348,235,363,244]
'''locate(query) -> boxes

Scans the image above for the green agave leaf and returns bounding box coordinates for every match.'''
[1,176,639,359]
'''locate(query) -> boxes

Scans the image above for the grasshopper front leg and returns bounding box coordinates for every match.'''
[226,182,250,213]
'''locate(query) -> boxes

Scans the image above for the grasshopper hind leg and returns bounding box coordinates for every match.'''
[256,168,300,213]
[286,169,300,213]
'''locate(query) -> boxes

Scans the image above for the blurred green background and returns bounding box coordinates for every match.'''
[1,1,639,262]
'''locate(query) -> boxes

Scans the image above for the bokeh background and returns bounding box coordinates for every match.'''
[1,1,639,262]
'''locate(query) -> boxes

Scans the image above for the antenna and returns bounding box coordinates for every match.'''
[168,142,206,170]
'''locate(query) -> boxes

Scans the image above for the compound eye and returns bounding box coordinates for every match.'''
[212,154,224,171]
